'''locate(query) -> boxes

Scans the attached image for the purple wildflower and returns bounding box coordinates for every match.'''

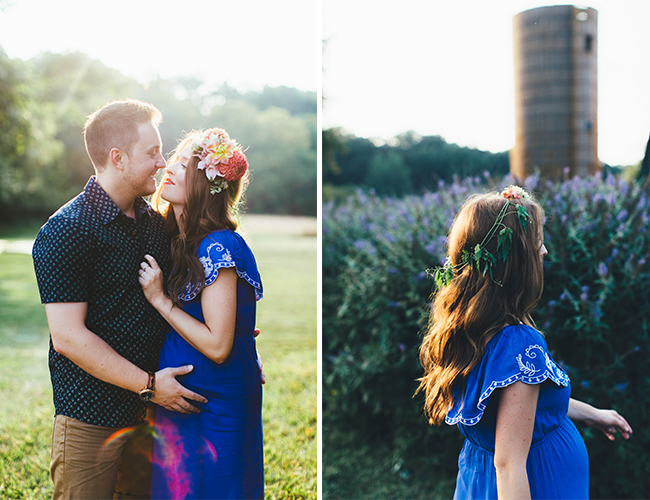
[598,262,607,278]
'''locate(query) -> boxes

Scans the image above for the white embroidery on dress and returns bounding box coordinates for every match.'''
[199,255,213,278]
[516,344,543,376]
[179,236,262,302]
[201,241,233,283]
[445,342,570,426]
[545,350,569,386]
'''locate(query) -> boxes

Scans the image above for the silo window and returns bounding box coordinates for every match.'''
[585,34,593,52]
[586,121,593,132]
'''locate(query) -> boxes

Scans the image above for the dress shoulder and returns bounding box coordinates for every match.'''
[445,324,569,426]
[180,229,263,302]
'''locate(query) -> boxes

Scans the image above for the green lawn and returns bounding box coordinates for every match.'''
[0,216,316,499]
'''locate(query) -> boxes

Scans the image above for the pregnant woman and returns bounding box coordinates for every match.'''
[417,186,631,499]
[139,128,263,499]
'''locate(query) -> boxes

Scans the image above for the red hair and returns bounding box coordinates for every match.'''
[416,192,545,424]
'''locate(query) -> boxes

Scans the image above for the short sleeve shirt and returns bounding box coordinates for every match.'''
[32,177,170,427]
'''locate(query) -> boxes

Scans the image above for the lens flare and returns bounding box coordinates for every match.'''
[199,435,218,462]
[103,426,137,448]
[153,416,192,500]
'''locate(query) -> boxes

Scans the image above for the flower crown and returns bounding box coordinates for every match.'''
[190,128,248,195]
[433,186,532,289]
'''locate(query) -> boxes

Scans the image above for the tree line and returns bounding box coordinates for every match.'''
[0,49,317,221]
[323,126,650,201]
[323,128,510,200]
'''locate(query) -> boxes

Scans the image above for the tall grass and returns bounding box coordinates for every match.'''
[0,215,316,499]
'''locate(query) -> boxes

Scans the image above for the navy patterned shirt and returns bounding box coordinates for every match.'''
[32,177,169,427]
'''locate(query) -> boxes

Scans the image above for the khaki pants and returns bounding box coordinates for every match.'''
[50,414,153,500]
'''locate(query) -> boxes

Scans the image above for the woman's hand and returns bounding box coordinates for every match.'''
[568,398,633,440]
[138,254,172,314]
[583,408,632,441]
[252,329,266,384]
[257,349,266,384]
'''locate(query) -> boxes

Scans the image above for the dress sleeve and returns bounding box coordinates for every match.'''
[445,324,569,426]
[196,230,263,301]
[32,217,92,304]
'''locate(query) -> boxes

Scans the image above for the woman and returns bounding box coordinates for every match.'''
[138,128,263,499]
[417,186,632,500]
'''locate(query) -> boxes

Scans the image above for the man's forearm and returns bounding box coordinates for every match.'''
[46,302,149,395]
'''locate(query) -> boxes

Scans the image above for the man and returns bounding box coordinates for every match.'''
[32,99,207,499]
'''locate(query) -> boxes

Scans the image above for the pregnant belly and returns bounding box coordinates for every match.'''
[159,331,261,397]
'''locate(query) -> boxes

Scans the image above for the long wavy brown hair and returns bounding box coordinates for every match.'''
[153,131,249,302]
[416,192,545,425]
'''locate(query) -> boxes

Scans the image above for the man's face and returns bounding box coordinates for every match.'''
[122,121,165,196]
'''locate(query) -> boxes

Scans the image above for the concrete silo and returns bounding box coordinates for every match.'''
[510,5,599,179]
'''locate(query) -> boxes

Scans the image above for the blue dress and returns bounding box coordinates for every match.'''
[446,324,589,499]
[151,229,264,500]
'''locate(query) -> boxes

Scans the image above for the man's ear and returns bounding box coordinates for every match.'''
[109,148,125,170]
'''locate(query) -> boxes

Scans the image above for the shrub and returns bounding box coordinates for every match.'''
[323,172,650,499]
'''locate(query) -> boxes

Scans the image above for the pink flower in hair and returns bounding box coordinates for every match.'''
[501,185,530,200]
[191,128,248,193]
[220,150,248,181]
[202,163,220,182]
[198,143,233,177]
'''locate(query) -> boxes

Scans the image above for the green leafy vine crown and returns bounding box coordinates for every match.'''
[432,186,531,289]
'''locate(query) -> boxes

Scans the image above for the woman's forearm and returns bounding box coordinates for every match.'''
[139,256,237,364]
[155,297,233,363]
[567,398,598,423]
[567,397,633,440]
[149,268,238,364]
[496,466,532,500]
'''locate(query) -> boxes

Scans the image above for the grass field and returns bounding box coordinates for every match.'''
[0,215,317,499]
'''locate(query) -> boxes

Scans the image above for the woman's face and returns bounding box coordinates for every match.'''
[161,144,191,207]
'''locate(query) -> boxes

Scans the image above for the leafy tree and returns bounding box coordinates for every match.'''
[638,131,650,179]
[365,149,412,196]
[325,135,376,186]
[0,47,31,220]
[0,50,316,218]
[205,101,316,215]
[324,130,509,196]
[244,85,317,116]
[14,52,140,214]
[323,127,347,177]
[133,77,204,155]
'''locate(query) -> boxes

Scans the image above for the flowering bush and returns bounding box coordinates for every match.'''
[323,172,650,499]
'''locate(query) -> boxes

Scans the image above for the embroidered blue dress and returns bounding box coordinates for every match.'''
[151,229,264,500]
[446,324,588,500]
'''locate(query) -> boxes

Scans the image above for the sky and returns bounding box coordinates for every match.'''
[323,0,650,166]
[1,1,648,166]
[0,0,318,92]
